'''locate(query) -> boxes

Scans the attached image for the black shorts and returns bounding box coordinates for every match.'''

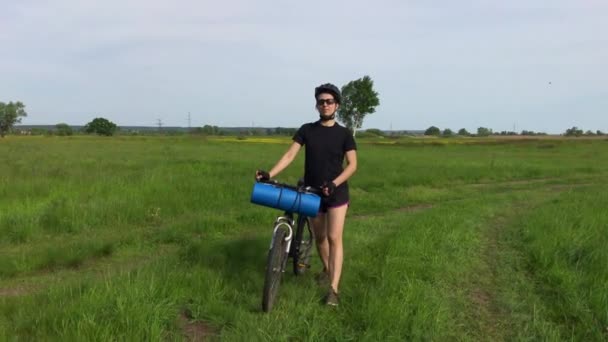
[319,184,350,213]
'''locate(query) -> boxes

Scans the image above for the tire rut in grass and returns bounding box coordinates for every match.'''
[352,203,435,220]
[469,193,563,340]
[466,187,581,340]
[0,284,37,297]
[0,247,175,298]
[466,177,560,188]
[468,213,510,341]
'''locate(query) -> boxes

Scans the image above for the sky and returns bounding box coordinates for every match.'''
[1,0,607,133]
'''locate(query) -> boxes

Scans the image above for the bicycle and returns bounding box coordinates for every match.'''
[252,179,322,312]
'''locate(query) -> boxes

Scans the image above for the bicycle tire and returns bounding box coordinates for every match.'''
[262,228,288,312]
[293,215,314,276]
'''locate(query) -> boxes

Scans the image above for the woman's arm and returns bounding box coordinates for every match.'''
[332,149,357,187]
[268,142,302,178]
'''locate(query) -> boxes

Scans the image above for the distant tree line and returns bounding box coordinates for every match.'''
[563,126,605,137]
[266,127,298,136]
[420,125,607,137]
[191,125,222,135]
[3,101,605,139]
[422,126,504,137]
[14,122,608,138]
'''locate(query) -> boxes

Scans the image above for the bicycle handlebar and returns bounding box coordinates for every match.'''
[257,179,323,196]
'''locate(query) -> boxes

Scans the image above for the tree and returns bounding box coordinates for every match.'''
[564,126,583,137]
[0,101,27,137]
[442,128,454,137]
[477,127,492,137]
[55,123,73,136]
[458,128,470,136]
[338,75,380,136]
[424,126,441,136]
[201,125,220,135]
[365,128,385,136]
[499,131,518,136]
[268,127,288,136]
[84,117,118,136]
[597,130,604,136]
[30,128,46,135]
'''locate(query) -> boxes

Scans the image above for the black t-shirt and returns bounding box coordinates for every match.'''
[292,121,357,188]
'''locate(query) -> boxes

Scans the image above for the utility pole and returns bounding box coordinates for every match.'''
[157,119,163,132]
[188,112,191,130]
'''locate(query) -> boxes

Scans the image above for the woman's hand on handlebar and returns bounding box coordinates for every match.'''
[255,170,270,181]
[321,181,337,197]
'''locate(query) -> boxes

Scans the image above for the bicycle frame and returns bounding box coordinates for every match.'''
[261,179,321,256]
[259,179,321,312]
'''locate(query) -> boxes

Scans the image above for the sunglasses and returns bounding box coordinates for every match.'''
[316,99,337,106]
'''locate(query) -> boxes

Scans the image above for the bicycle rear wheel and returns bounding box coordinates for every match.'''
[293,215,314,276]
[262,228,288,312]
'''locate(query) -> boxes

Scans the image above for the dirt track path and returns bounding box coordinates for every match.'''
[469,211,511,341]
[465,180,597,340]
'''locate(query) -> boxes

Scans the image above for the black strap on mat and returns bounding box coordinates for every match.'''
[273,184,303,213]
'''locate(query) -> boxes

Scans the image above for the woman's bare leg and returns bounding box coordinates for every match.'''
[327,204,348,292]
[310,212,329,272]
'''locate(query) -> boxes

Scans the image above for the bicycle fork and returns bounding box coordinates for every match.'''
[270,217,294,272]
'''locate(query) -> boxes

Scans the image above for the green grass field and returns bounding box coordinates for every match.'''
[1,135,607,341]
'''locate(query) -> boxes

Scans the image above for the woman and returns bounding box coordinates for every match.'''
[255,83,357,306]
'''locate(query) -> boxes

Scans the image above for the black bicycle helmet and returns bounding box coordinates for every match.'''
[314,83,341,104]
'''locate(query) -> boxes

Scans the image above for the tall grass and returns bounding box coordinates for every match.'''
[0,135,607,340]
[503,186,608,340]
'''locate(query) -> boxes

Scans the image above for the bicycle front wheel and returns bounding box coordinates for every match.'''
[262,228,288,312]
